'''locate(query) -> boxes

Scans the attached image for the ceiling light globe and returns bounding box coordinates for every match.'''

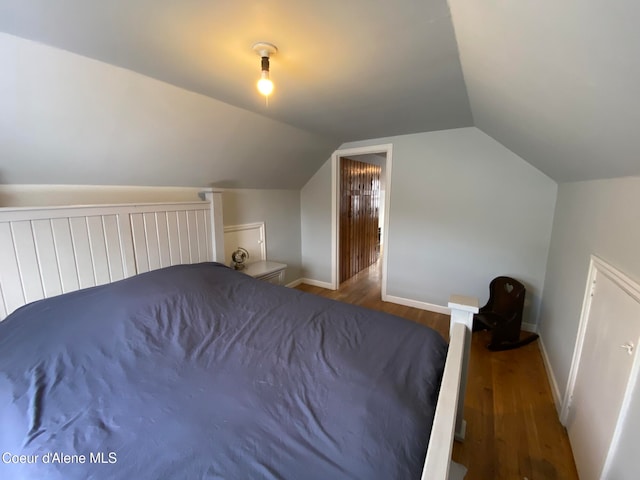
[257,77,274,96]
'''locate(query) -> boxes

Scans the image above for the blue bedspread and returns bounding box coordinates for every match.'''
[0,262,447,479]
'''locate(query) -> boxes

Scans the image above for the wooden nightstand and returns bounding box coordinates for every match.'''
[242,261,287,285]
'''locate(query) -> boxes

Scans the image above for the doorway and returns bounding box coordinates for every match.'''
[339,156,382,283]
[331,144,392,295]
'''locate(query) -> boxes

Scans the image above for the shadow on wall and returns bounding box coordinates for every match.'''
[523,280,542,328]
[0,174,8,207]
[210,180,244,189]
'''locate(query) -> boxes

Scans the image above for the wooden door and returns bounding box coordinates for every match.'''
[566,262,640,479]
[339,158,381,283]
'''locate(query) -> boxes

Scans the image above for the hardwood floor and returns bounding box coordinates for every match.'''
[295,262,578,479]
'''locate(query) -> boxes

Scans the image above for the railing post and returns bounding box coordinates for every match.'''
[199,189,225,263]
[448,294,479,441]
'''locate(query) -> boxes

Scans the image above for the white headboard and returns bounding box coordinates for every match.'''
[0,189,224,320]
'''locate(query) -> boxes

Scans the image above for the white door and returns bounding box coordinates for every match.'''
[566,263,640,480]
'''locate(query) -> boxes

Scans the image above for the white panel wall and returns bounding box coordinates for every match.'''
[0,202,213,319]
[0,222,25,316]
[224,223,266,267]
[0,215,133,315]
[130,210,210,274]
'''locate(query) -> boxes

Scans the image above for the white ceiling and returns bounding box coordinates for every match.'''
[1,0,639,186]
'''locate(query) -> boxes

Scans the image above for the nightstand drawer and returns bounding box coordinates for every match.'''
[260,270,285,285]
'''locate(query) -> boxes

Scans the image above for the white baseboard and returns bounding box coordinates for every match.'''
[297,278,335,290]
[285,278,304,288]
[538,333,563,417]
[382,294,450,315]
[522,322,538,333]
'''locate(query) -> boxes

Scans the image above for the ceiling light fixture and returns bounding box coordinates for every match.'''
[252,42,278,100]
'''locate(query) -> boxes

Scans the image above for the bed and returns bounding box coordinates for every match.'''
[0,190,478,479]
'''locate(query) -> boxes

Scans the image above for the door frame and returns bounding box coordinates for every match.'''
[561,255,640,478]
[331,144,393,295]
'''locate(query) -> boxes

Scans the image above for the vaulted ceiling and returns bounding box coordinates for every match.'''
[448,0,640,182]
[1,0,638,188]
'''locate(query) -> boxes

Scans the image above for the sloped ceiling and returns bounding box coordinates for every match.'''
[1,0,638,188]
[0,32,338,189]
[448,0,640,181]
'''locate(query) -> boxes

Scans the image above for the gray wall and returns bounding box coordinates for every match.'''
[221,189,302,284]
[539,176,640,404]
[300,127,558,327]
[300,153,386,284]
[539,176,640,476]
[300,159,332,282]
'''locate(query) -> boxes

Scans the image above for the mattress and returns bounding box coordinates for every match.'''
[0,262,447,479]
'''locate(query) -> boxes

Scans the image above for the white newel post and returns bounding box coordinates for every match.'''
[448,294,479,441]
[199,189,225,263]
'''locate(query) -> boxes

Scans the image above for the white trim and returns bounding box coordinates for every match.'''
[199,189,225,262]
[383,293,450,315]
[331,144,393,293]
[423,295,478,479]
[560,257,599,424]
[0,192,224,320]
[0,201,211,222]
[224,222,264,233]
[538,333,563,414]
[223,222,265,234]
[561,255,640,424]
[299,278,334,290]
[423,322,466,479]
[223,222,266,262]
[331,153,337,289]
[285,278,304,288]
[560,255,640,479]
[521,322,538,333]
[447,294,478,440]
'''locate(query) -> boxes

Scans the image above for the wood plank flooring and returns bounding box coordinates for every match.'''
[295,262,578,479]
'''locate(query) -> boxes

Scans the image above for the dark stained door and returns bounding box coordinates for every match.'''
[339,157,381,283]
